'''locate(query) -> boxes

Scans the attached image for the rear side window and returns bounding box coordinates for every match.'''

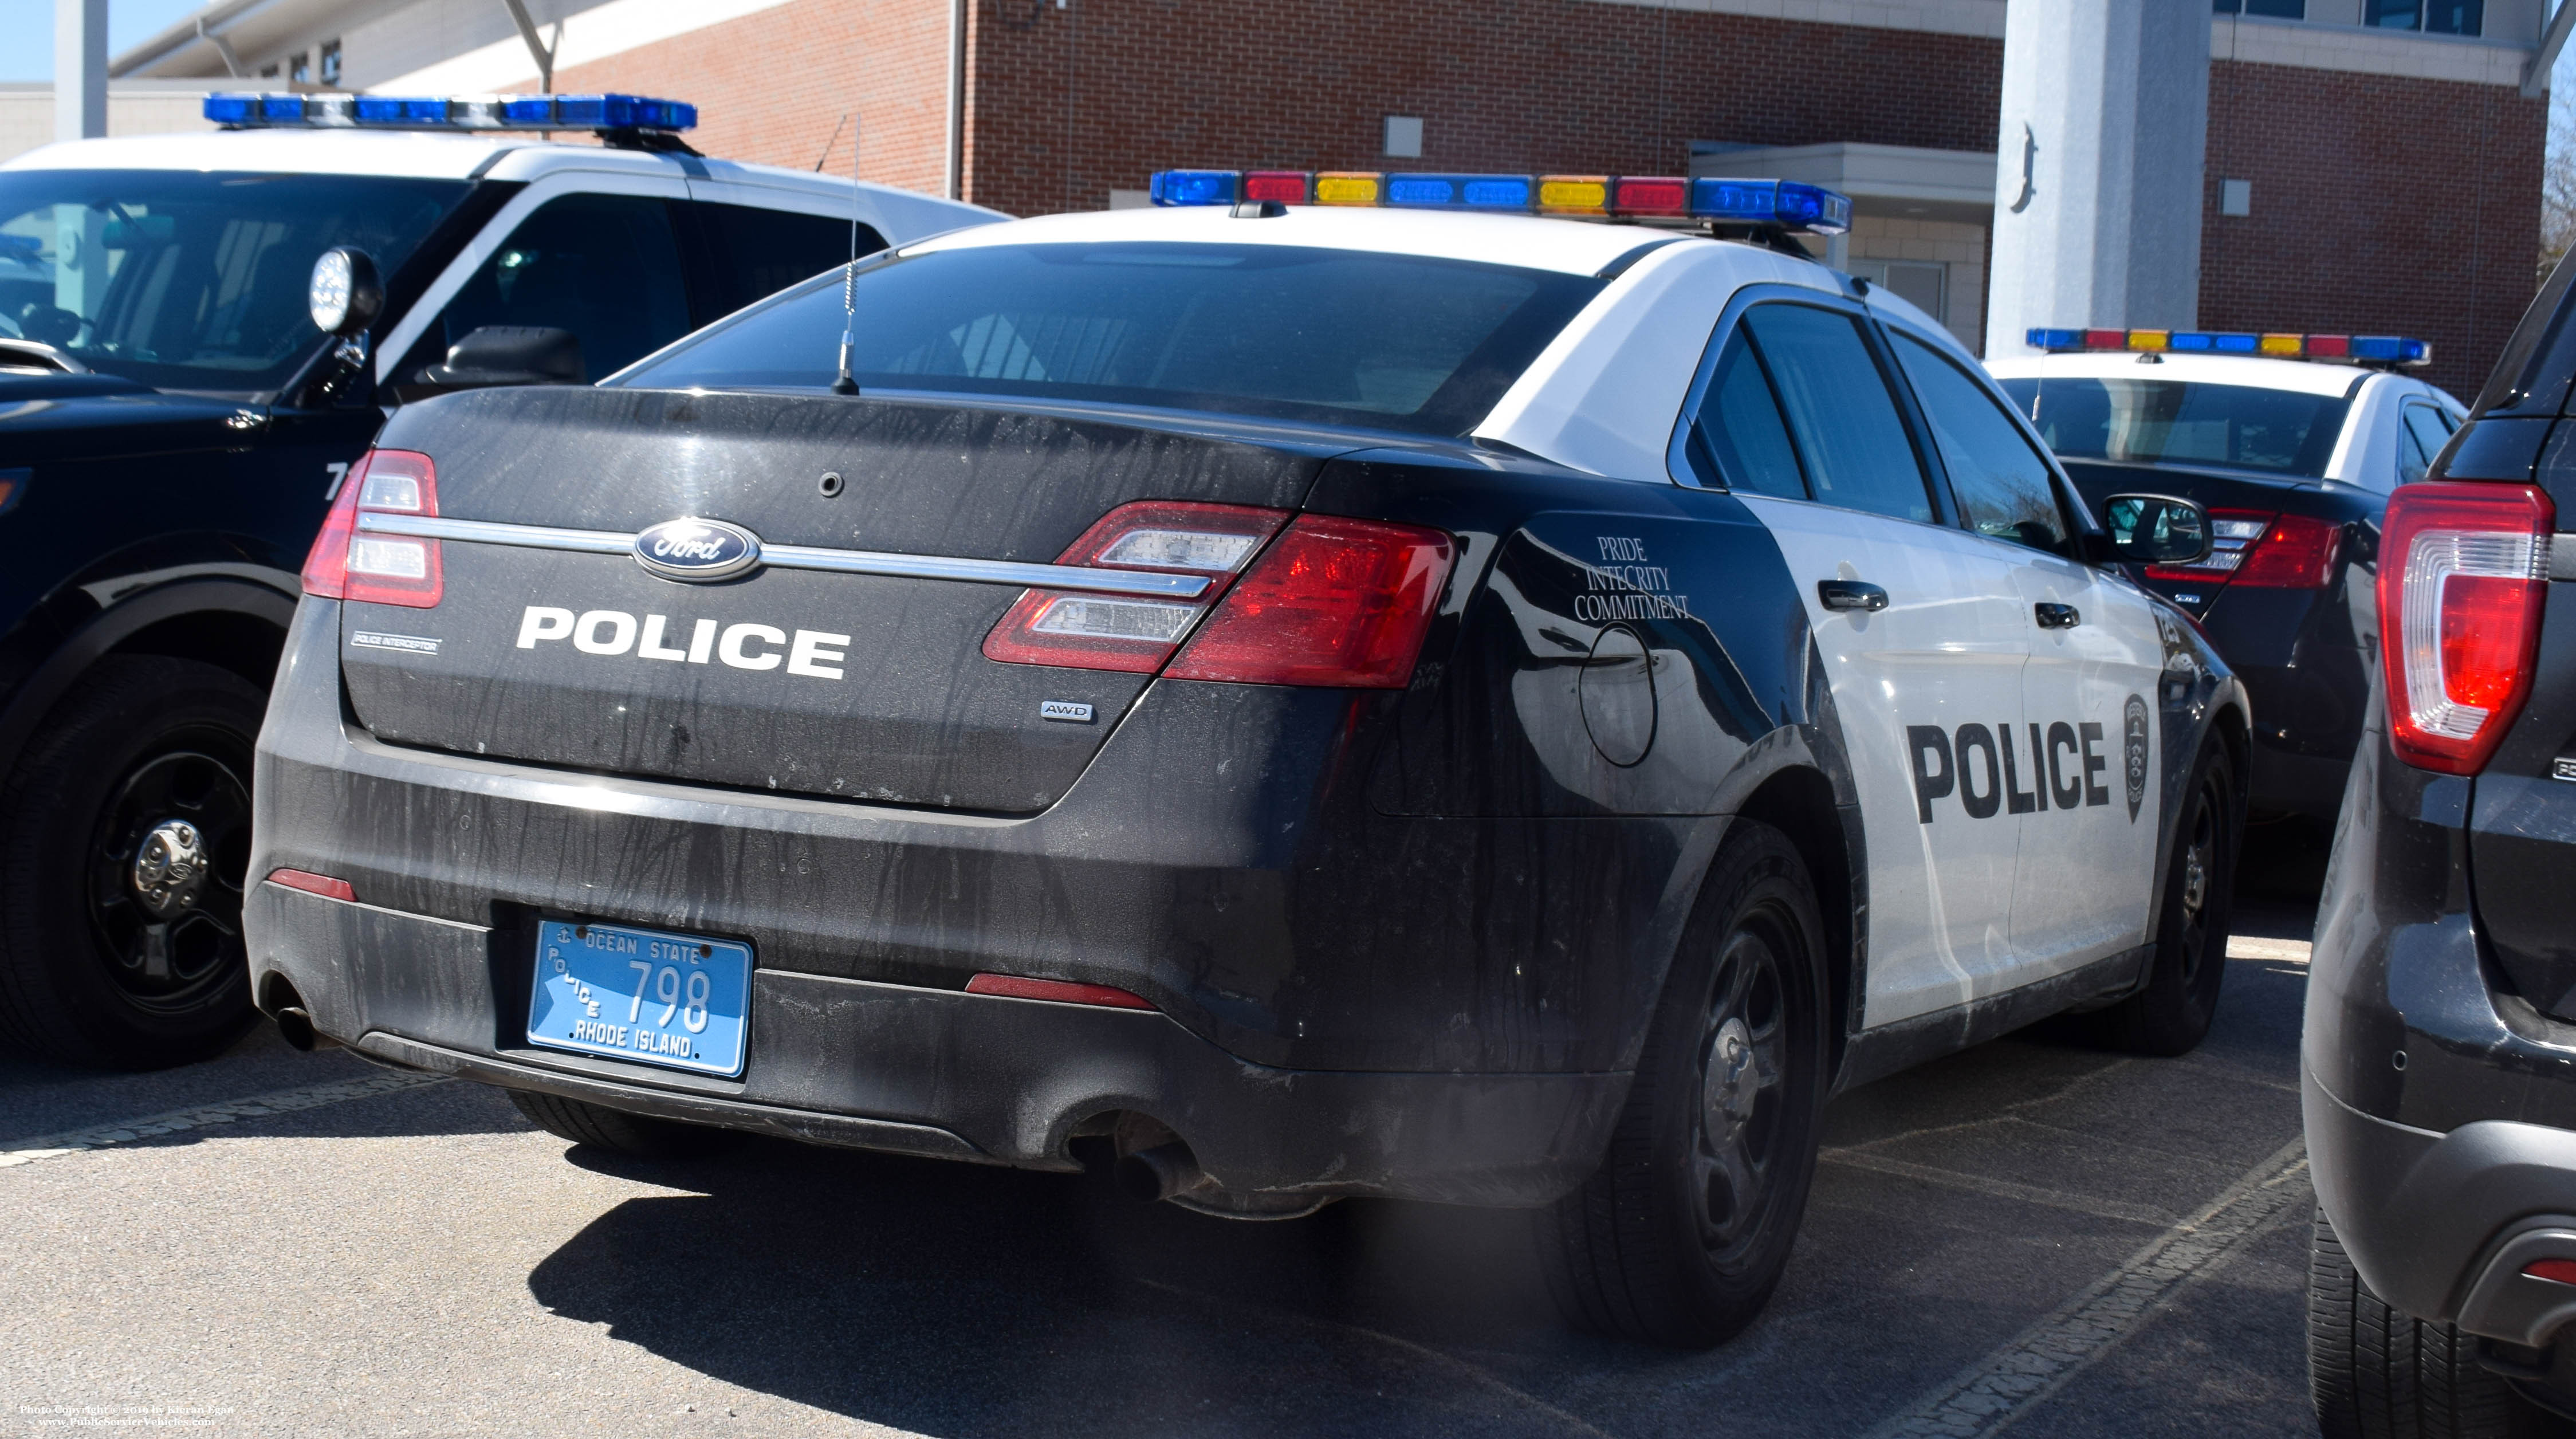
[2397,400,2455,487]
[1891,332,2070,556]
[685,201,883,324]
[1737,304,1935,524]
[617,242,1604,436]
[1681,331,1806,499]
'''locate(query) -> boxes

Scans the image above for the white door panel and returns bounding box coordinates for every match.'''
[1741,494,2030,1027]
[2007,553,2165,965]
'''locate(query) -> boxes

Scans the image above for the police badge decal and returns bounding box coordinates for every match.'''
[2123,694,2150,823]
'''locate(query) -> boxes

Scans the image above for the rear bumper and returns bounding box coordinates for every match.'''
[2305,1064,2576,1340]
[253,879,1624,1205]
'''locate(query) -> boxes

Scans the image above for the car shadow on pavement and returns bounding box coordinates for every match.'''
[528,1138,1669,1437]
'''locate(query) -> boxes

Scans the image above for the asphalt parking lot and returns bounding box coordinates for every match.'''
[1,876,2325,1438]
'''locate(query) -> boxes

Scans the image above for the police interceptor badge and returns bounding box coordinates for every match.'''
[2124,694,2151,823]
[634,517,761,583]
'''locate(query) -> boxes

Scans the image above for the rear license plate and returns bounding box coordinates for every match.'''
[526,921,750,1078]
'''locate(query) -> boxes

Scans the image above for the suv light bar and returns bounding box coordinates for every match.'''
[205,92,698,135]
[1147,170,1851,234]
[2026,327,2430,368]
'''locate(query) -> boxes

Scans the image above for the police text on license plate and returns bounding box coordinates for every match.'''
[526,921,750,1077]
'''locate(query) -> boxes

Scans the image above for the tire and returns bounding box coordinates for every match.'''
[2310,1205,2541,1438]
[1536,817,1830,1348]
[0,656,265,1069]
[507,1088,741,1159]
[2081,734,2240,1057]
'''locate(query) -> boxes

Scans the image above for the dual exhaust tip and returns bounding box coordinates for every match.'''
[1116,1139,1216,1204]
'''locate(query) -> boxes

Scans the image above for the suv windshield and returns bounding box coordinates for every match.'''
[0,169,467,394]
[1996,376,2351,477]
[616,242,1606,435]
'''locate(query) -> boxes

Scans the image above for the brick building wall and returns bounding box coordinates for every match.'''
[2200,58,2543,402]
[961,1,2000,219]
[537,0,951,196]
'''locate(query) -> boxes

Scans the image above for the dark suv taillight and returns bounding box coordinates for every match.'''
[302,450,443,608]
[2377,480,2554,775]
[2147,508,2339,590]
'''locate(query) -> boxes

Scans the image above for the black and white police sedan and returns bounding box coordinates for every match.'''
[244,168,2248,1347]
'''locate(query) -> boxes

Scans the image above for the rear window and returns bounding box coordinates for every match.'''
[1996,376,2351,478]
[615,242,1604,436]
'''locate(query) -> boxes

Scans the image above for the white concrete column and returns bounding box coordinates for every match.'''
[55,0,107,143]
[1985,0,2211,360]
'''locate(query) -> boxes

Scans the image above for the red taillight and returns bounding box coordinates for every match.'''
[982,501,1291,671]
[302,450,443,608]
[963,973,1156,1009]
[2145,508,2338,590]
[2234,513,2342,588]
[2377,481,2553,776]
[265,867,357,902]
[1165,514,1454,687]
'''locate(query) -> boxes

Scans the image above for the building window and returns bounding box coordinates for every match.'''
[320,41,341,87]
[258,63,278,78]
[1383,116,1423,159]
[2213,0,2305,16]
[2220,178,2252,216]
[289,51,310,84]
[1851,260,1948,325]
[2365,0,2483,32]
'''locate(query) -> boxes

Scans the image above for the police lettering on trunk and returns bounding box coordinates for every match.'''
[1905,698,2151,824]
[514,605,849,679]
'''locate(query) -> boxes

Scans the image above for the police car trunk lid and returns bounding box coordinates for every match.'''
[337,386,1323,811]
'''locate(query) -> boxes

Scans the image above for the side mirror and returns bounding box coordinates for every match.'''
[422,325,585,390]
[308,247,382,338]
[2100,493,2212,567]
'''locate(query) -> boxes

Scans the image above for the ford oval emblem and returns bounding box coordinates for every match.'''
[633,517,762,583]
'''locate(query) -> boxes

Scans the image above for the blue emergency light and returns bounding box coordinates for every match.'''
[2027,327,2431,367]
[204,92,698,135]
[1145,168,1851,234]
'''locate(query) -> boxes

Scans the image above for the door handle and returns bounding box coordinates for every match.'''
[1818,580,1889,612]
[2035,602,2081,629]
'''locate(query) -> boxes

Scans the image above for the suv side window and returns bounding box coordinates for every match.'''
[399,192,692,385]
[1737,303,1937,524]
[1889,331,2072,556]
[1681,329,1807,499]
[683,202,885,324]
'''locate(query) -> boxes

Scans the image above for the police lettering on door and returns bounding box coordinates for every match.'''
[1907,695,2152,824]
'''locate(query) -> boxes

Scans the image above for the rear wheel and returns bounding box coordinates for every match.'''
[1536,817,1829,1348]
[2081,735,2239,1057]
[508,1089,741,1159]
[2309,1206,2560,1437]
[0,657,264,1069]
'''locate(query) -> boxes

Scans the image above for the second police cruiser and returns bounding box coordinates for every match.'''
[242,164,2250,1347]
[0,94,996,1068]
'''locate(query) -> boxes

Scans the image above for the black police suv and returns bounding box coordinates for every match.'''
[2305,250,2576,1433]
[1993,346,2465,827]
[244,194,2247,1348]
[0,116,988,1068]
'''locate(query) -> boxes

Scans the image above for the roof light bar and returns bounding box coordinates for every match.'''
[204,92,698,134]
[2026,327,2431,368]
[1144,170,1851,233]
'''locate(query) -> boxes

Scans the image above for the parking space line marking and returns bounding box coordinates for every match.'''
[1819,1150,2179,1228]
[0,1070,446,1169]
[1859,1136,2310,1439]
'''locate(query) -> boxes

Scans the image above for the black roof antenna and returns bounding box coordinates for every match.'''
[831,113,862,396]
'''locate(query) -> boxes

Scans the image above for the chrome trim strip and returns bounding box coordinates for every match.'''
[359,512,630,553]
[355,513,1212,599]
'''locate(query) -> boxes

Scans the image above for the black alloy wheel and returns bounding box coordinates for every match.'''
[2081,736,2239,1057]
[0,657,267,1068]
[1538,817,1830,1348]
